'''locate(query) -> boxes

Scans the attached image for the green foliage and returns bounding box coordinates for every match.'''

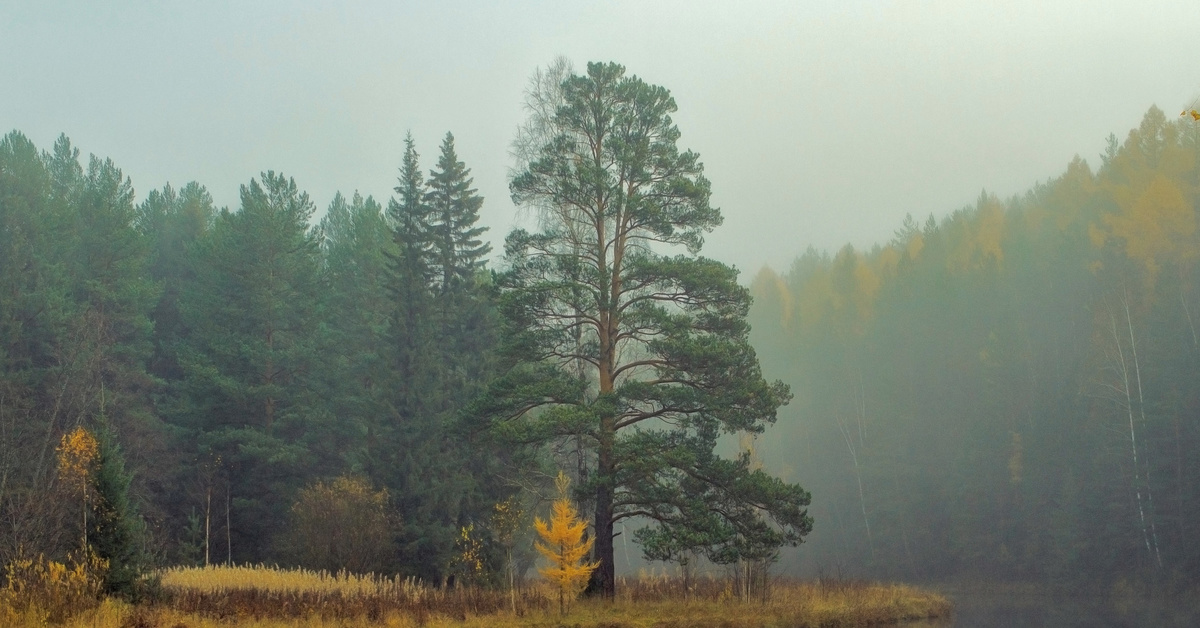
[88,423,150,599]
[485,61,810,596]
[317,191,395,475]
[171,170,324,562]
[426,132,491,295]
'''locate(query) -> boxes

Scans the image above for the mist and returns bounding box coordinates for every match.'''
[4,1,1200,620]
[5,1,1198,274]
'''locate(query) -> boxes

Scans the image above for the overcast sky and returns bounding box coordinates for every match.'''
[4,0,1199,276]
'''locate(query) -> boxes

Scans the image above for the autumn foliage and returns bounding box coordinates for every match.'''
[0,550,106,624]
[56,427,100,549]
[534,472,598,614]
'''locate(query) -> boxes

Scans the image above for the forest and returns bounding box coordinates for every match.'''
[1,56,1198,606]
[0,62,810,603]
[751,105,1200,589]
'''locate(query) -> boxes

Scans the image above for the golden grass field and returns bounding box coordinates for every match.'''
[2,563,952,627]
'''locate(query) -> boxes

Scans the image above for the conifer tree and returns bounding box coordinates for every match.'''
[318,191,395,474]
[173,171,322,562]
[379,133,507,580]
[386,134,436,425]
[425,132,495,405]
[137,182,215,382]
[426,132,490,296]
[88,421,148,600]
[379,135,464,578]
[486,61,811,596]
[534,471,597,615]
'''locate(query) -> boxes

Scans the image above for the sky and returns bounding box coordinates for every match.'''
[3,0,1199,277]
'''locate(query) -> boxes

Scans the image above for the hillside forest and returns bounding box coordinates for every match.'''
[751,105,1200,588]
[2,56,1198,592]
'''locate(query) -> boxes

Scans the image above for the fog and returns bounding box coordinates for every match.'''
[6,0,1200,598]
[5,1,1198,274]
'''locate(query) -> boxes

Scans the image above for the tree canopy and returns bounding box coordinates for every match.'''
[479,61,811,596]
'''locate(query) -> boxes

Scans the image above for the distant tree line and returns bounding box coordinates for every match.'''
[751,106,1200,588]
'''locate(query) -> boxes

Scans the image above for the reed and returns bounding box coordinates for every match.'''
[2,563,951,627]
[159,564,550,621]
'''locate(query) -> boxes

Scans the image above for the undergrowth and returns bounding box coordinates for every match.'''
[0,563,952,627]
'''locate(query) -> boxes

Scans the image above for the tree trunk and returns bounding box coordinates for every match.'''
[591,428,616,598]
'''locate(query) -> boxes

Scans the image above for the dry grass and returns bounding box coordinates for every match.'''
[158,565,549,622]
[1,564,951,627]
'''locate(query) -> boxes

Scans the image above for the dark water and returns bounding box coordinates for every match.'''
[910,591,1200,627]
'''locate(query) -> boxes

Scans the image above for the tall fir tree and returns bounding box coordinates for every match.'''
[426,132,491,296]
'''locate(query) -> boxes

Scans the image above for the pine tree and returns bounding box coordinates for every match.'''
[487,62,811,596]
[137,181,215,382]
[173,171,323,562]
[317,191,395,474]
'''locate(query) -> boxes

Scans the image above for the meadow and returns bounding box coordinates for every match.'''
[1,562,951,627]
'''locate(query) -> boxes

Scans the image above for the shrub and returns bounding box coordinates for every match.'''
[277,475,396,573]
[0,549,106,623]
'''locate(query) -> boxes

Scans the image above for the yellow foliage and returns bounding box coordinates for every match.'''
[56,426,98,494]
[491,497,523,548]
[876,245,901,278]
[749,267,794,331]
[1088,222,1108,250]
[533,472,597,614]
[975,200,1006,265]
[1104,174,1196,287]
[851,257,881,321]
[0,548,107,624]
[451,523,486,582]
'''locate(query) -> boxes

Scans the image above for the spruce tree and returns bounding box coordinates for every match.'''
[380,133,505,580]
[425,132,490,295]
[88,420,148,599]
[386,134,436,424]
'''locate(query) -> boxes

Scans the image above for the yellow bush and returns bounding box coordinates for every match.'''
[0,548,107,623]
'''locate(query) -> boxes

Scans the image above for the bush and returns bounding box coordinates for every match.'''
[0,549,106,623]
[277,475,396,573]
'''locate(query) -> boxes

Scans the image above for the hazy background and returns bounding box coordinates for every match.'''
[3,0,1199,275]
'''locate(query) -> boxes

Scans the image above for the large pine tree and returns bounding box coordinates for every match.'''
[488,62,812,596]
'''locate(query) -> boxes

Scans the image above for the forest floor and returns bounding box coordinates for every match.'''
[2,565,952,627]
